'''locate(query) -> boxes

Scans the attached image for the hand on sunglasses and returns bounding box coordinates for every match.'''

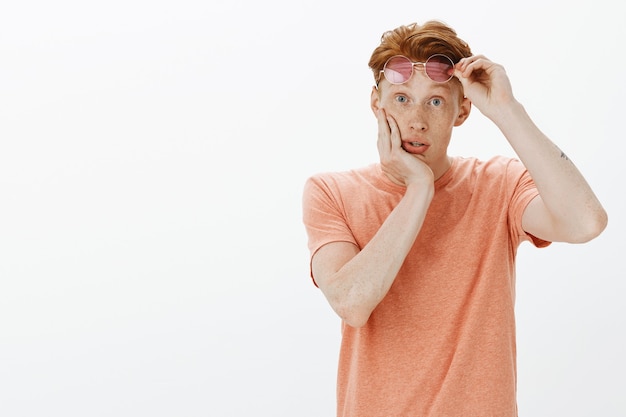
[453,55,516,119]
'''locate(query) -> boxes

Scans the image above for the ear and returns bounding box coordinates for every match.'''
[454,96,471,127]
[370,86,381,116]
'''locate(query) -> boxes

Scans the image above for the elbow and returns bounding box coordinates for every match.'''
[571,208,608,243]
[342,313,371,328]
[333,301,374,328]
[590,209,608,240]
[320,276,382,328]
[340,313,371,329]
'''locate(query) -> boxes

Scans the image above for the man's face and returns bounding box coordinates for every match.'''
[371,69,470,177]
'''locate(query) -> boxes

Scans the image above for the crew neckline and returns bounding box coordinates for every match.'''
[374,156,459,192]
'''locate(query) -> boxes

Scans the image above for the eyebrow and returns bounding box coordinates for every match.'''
[389,84,453,97]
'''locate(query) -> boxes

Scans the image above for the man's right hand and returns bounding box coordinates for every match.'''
[376,108,434,187]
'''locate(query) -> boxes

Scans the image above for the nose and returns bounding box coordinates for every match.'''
[408,112,427,131]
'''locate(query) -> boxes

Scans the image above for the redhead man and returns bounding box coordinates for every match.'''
[302,20,607,417]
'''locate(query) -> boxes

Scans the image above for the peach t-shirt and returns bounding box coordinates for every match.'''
[302,156,550,417]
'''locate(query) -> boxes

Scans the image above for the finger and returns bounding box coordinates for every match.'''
[457,55,491,77]
[386,114,402,149]
[376,108,391,155]
[457,54,488,70]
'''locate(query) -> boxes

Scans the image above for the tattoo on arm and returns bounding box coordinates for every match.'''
[559,148,570,161]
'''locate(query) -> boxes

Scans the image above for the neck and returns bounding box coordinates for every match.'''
[382,156,452,187]
[431,155,453,180]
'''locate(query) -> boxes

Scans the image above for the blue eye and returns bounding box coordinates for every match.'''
[395,95,408,103]
[431,98,442,106]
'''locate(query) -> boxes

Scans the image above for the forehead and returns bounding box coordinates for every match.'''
[380,71,462,98]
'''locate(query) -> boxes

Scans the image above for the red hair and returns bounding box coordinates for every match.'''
[368,21,472,83]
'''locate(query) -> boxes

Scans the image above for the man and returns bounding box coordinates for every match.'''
[301,20,607,416]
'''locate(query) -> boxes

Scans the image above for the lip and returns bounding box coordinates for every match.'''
[401,140,429,155]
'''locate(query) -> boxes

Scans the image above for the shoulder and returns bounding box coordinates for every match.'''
[304,164,382,194]
[452,155,528,183]
[445,156,533,204]
[453,155,524,173]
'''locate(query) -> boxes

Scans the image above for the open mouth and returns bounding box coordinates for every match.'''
[402,140,429,155]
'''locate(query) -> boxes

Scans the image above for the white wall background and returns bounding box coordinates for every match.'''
[1,0,624,416]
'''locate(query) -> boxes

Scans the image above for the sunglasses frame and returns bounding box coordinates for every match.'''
[377,54,456,85]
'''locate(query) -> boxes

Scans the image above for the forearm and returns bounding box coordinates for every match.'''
[493,101,607,240]
[322,183,433,327]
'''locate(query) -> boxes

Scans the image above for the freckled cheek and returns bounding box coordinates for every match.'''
[386,103,420,120]
[386,109,411,129]
[389,112,419,139]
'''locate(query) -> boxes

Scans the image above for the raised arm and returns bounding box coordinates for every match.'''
[311,110,434,328]
[454,56,608,243]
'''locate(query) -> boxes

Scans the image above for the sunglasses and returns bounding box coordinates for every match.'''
[378,54,456,85]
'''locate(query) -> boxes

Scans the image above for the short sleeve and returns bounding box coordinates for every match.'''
[302,175,358,257]
[507,160,551,248]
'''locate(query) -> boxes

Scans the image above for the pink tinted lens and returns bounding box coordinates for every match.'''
[425,55,454,82]
[383,56,414,84]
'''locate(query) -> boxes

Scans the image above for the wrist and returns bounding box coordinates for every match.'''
[405,180,434,202]
[488,99,526,126]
